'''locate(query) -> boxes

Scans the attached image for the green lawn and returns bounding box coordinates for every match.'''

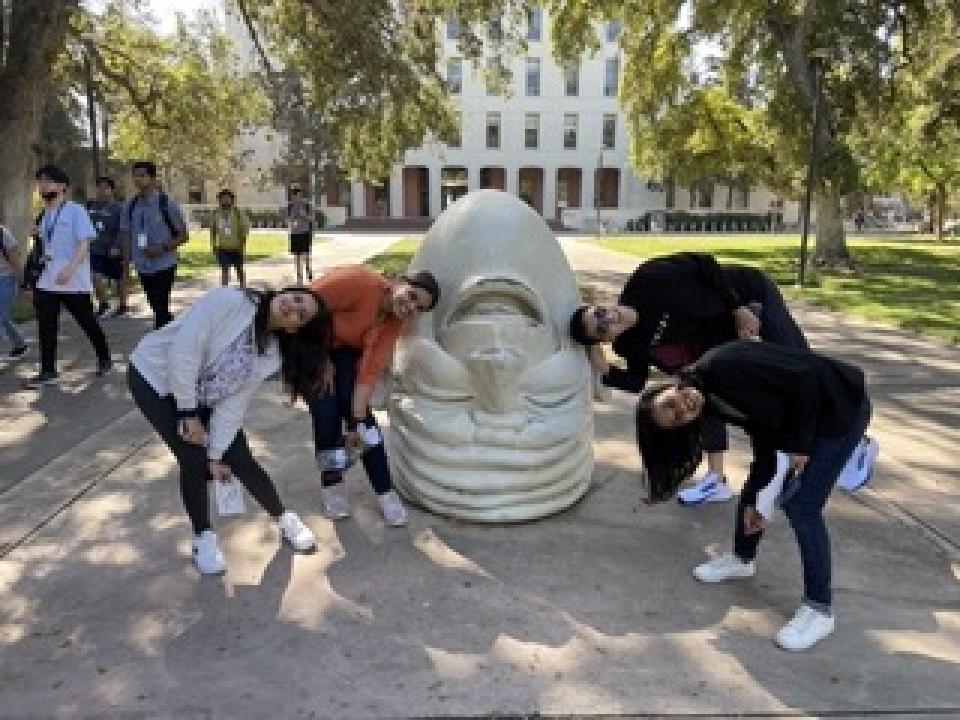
[364,234,960,344]
[598,235,960,343]
[363,238,422,276]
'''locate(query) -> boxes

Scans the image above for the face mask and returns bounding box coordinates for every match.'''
[40,190,60,201]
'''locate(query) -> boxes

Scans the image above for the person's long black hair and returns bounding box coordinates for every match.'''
[250,287,332,402]
[635,381,705,502]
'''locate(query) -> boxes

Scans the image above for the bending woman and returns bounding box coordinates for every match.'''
[569,252,807,506]
[636,340,871,651]
[128,285,332,574]
[308,265,439,527]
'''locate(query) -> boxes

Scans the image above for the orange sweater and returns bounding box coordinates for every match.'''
[310,266,404,385]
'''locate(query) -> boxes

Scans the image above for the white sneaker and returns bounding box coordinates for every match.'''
[693,553,755,583]
[278,511,316,552]
[837,436,879,492]
[378,490,408,527]
[320,483,351,520]
[775,604,836,651]
[678,472,734,506]
[192,530,226,575]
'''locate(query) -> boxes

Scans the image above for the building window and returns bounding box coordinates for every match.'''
[605,20,621,42]
[448,112,462,148]
[690,179,714,208]
[527,8,542,41]
[486,112,501,149]
[563,114,578,149]
[604,57,619,97]
[525,57,541,96]
[488,14,503,42]
[446,17,459,40]
[447,57,462,94]
[737,183,750,209]
[564,62,579,96]
[525,113,539,149]
[602,114,616,149]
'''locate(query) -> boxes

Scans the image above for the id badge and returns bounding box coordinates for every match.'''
[96,221,105,231]
[137,233,148,249]
[214,475,245,516]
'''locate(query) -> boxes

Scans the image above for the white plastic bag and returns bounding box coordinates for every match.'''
[214,475,245,516]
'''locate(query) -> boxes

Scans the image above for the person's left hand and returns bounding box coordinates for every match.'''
[733,305,761,339]
[208,460,232,483]
[344,429,364,461]
[789,453,809,474]
[55,267,73,285]
[743,505,766,535]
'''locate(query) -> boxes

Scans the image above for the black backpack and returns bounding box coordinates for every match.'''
[21,211,47,290]
[128,191,180,238]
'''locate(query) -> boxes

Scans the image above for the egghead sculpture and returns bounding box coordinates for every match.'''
[387,190,594,521]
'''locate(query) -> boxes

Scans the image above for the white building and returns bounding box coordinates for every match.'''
[221,5,798,230]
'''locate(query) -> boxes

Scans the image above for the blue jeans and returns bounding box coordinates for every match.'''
[0,275,25,350]
[734,397,872,609]
[308,349,392,495]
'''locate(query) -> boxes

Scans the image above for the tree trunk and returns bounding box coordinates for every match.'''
[0,1,79,243]
[813,188,850,266]
[936,183,946,242]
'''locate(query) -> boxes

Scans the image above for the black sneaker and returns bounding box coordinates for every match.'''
[95,303,110,318]
[26,371,59,389]
[95,360,113,377]
[8,345,27,359]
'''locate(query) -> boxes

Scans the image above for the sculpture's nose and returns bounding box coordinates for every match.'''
[466,347,525,413]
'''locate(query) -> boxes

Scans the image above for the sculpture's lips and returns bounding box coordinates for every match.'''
[445,277,546,327]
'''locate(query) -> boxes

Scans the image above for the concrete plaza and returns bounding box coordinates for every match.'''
[0,234,957,719]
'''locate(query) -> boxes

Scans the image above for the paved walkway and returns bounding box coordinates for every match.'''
[0,235,957,719]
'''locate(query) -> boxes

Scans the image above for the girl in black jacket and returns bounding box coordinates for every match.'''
[569,252,807,506]
[635,340,872,651]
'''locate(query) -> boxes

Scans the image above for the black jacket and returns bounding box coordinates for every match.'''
[603,253,770,393]
[681,340,867,503]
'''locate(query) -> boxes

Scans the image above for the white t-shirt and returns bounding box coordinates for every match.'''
[36,201,96,293]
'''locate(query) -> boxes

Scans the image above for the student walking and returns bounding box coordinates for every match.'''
[286,186,314,284]
[0,223,27,358]
[568,252,808,506]
[87,176,128,318]
[27,165,112,388]
[308,265,440,526]
[210,189,249,288]
[128,285,332,574]
[635,340,874,651]
[121,161,188,329]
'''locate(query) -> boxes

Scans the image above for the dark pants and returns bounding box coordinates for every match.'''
[702,277,809,454]
[139,265,176,329]
[308,349,392,495]
[733,397,872,609]
[128,366,285,534]
[35,289,110,374]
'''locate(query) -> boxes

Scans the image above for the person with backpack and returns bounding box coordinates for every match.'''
[86,176,128,318]
[0,222,27,359]
[27,165,112,388]
[120,161,188,328]
[210,189,249,288]
[286,186,314,284]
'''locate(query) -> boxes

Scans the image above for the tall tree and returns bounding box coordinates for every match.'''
[0,0,80,240]
[854,0,960,240]
[543,0,930,265]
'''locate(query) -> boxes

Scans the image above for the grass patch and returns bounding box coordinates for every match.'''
[363,238,422,276]
[597,235,960,343]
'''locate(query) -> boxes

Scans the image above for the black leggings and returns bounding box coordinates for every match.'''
[128,366,285,533]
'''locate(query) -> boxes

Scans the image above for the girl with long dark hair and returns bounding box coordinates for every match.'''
[128,286,332,574]
[636,340,873,651]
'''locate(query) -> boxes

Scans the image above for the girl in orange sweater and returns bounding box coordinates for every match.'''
[308,265,439,526]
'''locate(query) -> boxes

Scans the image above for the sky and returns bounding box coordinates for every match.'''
[85,0,221,34]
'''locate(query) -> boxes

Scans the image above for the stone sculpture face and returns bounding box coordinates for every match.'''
[387,190,593,521]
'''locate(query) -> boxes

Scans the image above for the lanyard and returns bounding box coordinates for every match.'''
[42,203,66,247]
